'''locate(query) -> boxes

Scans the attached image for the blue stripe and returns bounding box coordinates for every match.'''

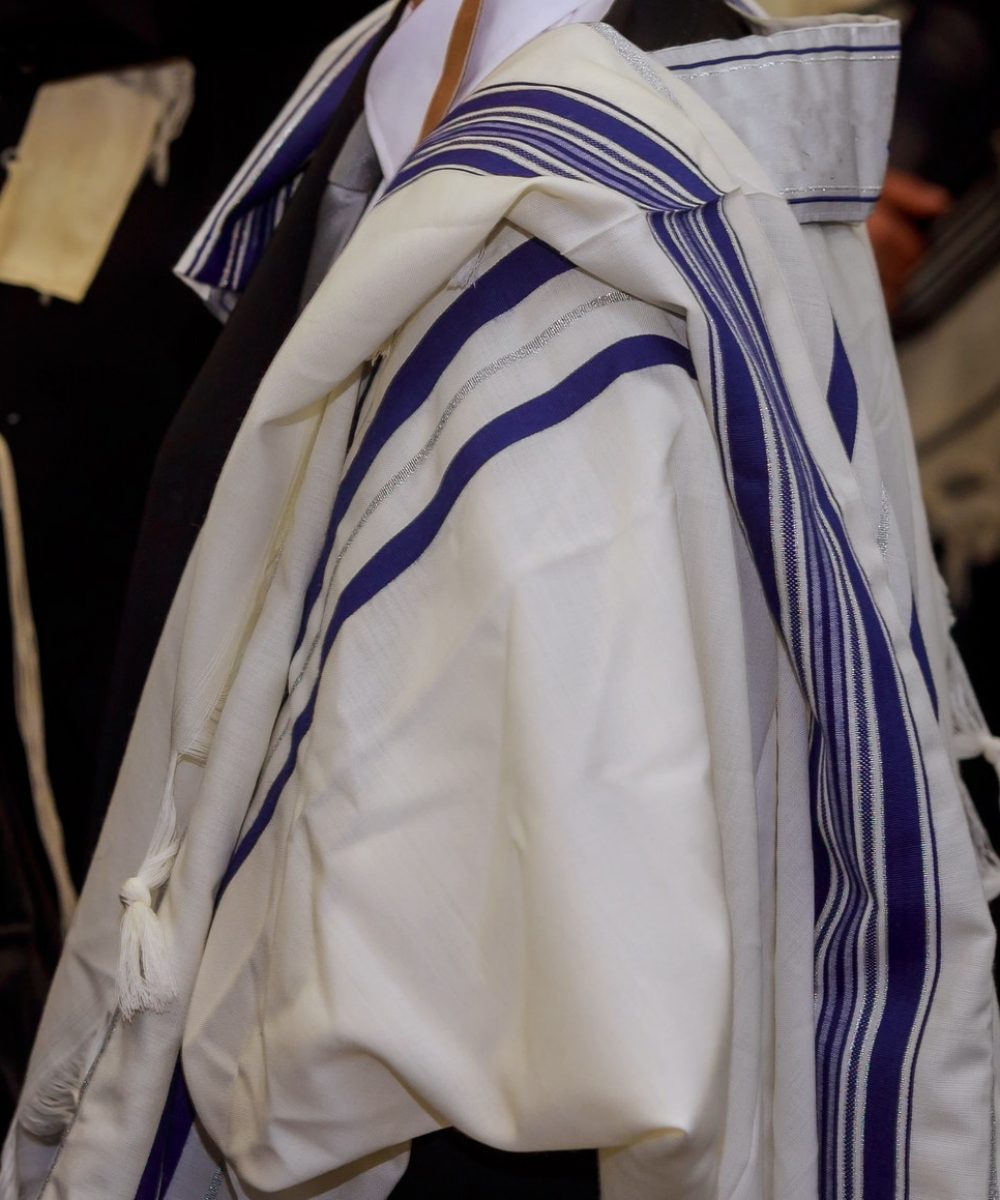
[398,134,676,210]
[650,202,938,1200]
[712,203,930,1200]
[291,237,574,655]
[188,16,383,270]
[227,332,692,895]
[412,120,687,209]
[136,234,575,1200]
[416,104,701,205]
[136,330,693,1198]
[392,78,941,1200]
[551,81,715,193]
[704,294,780,617]
[132,1063,194,1200]
[827,324,859,456]
[438,85,691,164]
[388,84,716,205]
[815,551,868,1187]
[789,194,880,206]
[145,79,943,1200]
[191,26,382,290]
[909,597,939,716]
[674,41,900,72]
[389,146,539,193]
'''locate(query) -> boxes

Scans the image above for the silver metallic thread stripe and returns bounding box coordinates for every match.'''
[594,23,678,102]
[877,484,891,558]
[185,7,388,277]
[678,53,897,81]
[257,288,638,785]
[782,185,881,196]
[203,1166,225,1200]
[328,289,636,591]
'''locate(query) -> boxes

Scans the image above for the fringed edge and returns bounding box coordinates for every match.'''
[448,243,488,291]
[116,755,181,1020]
[947,634,1000,900]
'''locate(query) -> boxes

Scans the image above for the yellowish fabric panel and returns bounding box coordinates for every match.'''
[0,75,163,302]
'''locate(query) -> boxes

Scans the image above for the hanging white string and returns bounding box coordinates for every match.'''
[0,432,77,929]
[950,633,1000,766]
[116,753,180,1020]
[946,633,1000,895]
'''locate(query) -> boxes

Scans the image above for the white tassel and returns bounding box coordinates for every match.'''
[954,731,1000,768]
[448,243,488,290]
[949,636,1000,770]
[946,636,1000,898]
[116,758,180,1020]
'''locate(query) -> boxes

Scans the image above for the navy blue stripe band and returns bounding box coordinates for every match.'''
[137,327,693,1200]
[391,84,716,205]
[413,117,691,208]
[788,194,881,206]
[291,237,574,655]
[231,331,693,895]
[650,201,938,1200]
[827,324,859,457]
[674,42,900,72]
[191,26,383,289]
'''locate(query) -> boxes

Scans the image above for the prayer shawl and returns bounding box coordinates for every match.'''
[7,12,1000,1200]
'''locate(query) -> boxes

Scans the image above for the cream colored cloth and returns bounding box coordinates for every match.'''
[6,14,999,1200]
[0,434,75,927]
[0,61,194,303]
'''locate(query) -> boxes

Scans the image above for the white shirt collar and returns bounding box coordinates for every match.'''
[365,0,612,183]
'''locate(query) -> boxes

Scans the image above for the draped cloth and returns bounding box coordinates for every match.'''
[6,13,999,1200]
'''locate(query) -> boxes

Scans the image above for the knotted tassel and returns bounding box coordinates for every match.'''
[954,730,1000,769]
[946,635,1000,897]
[117,757,180,1020]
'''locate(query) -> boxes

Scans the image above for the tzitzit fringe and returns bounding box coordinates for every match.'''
[947,633,1000,896]
[116,753,180,1019]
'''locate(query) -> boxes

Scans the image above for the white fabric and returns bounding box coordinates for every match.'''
[365,0,612,183]
[648,14,900,222]
[6,13,998,1200]
[173,1,396,316]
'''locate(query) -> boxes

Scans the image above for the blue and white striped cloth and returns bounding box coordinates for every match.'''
[173,2,396,318]
[9,12,999,1200]
[173,0,614,319]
